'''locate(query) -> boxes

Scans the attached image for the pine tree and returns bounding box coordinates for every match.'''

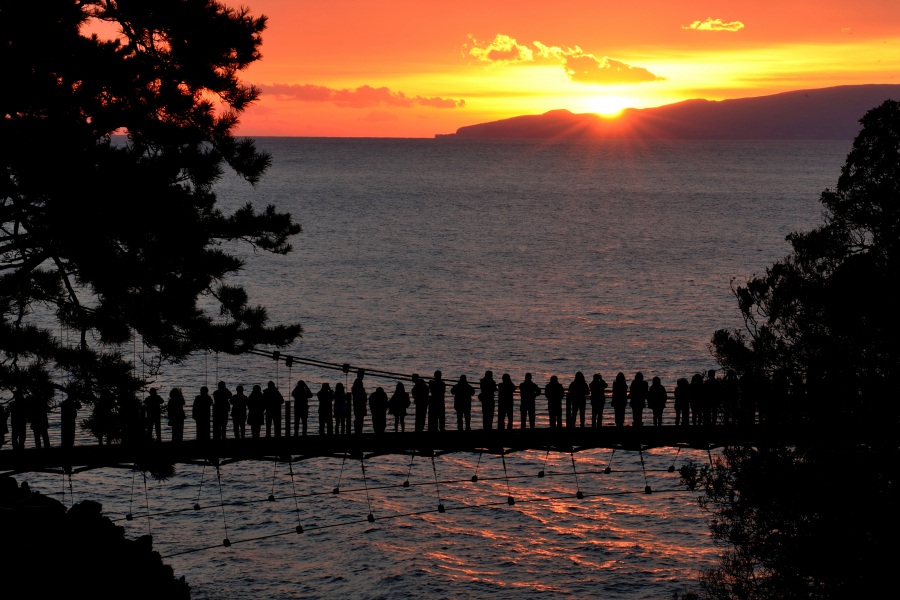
[0,0,301,440]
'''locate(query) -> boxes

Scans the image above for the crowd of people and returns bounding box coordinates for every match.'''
[0,368,752,449]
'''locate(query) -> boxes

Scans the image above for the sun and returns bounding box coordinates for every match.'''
[584,95,630,118]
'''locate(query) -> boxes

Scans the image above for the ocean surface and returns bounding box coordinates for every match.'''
[15,137,851,598]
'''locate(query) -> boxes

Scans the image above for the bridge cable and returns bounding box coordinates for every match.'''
[287,459,304,534]
[430,454,445,513]
[333,453,347,494]
[538,449,551,478]
[668,446,682,473]
[604,447,616,474]
[215,464,231,547]
[500,448,514,505]
[360,458,375,523]
[638,446,652,494]
[142,470,153,537]
[138,461,692,521]
[269,457,279,502]
[471,451,482,483]
[403,452,415,488]
[158,486,697,559]
[127,465,137,521]
[570,452,584,499]
[194,462,206,511]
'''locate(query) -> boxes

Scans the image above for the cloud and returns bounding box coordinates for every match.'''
[533,41,662,84]
[566,55,662,84]
[467,34,534,63]
[682,18,745,32]
[466,35,662,85]
[259,84,465,109]
[534,42,663,84]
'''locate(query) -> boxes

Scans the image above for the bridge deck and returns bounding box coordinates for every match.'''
[0,424,841,476]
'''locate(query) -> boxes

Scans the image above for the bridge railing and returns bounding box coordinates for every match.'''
[1,390,755,451]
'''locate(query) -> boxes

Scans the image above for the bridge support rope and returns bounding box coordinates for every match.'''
[216,464,230,547]
[193,462,206,511]
[471,451,482,483]
[361,458,375,523]
[501,448,514,506]
[142,470,153,537]
[570,452,584,499]
[288,459,304,534]
[431,454,445,513]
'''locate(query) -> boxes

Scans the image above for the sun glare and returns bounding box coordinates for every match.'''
[585,96,630,118]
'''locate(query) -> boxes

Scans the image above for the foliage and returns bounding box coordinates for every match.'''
[681,444,899,600]
[711,100,900,427]
[0,0,301,439]
[691,101,900,598]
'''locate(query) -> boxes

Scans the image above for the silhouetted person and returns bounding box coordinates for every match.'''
[317,383,333,435]
[369,386,388,436]
[451,375,475,431]
[629,372,648,426]
[673,378,690,427]
[352,370,367,435]
[567,372,589,428]
[388,382,410,432]
[648,376,667,426]
[518,373,540,429]
[60,392,81,449]
[543,375,563,428]
[247,384,264,438]
[144,388,164,442]
[167,388,186,443]
[10,391,27,450]
[411,374,429,433]
[291,379,312,436]
[428,370,447,432]
[702,369,719,426]
[192,386,212,441]
[212,381,232,440]
[263,381,284,437]
[497,373,516,430]
[334,382,349,435]
[689,373,704,426]
[589,373,608,427]
[231,385,248,439]
[479,371,497,431]
[28,394,50,448]
[611,372,628,427]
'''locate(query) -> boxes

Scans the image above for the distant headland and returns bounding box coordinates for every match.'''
[435,84,900,140]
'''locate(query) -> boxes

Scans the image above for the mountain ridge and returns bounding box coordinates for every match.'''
[436,85,900,140]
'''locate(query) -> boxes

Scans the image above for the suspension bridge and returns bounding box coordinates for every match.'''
[0,422,827,478]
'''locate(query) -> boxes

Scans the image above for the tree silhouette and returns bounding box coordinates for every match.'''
[0,0,300,440]
[711,100,900,427]
[684,101,900,598]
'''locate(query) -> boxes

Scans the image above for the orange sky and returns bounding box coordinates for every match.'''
[235,1,900,137]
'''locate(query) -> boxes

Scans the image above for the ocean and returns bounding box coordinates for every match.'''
[16,137,851,598]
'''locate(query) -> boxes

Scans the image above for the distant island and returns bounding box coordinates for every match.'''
[436,84,900,140]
